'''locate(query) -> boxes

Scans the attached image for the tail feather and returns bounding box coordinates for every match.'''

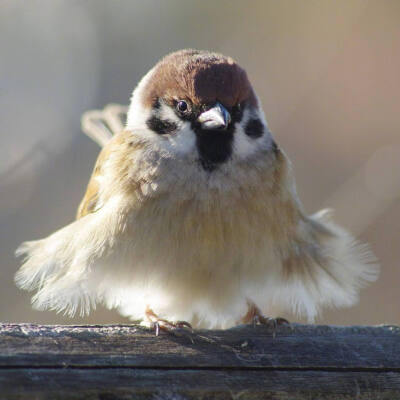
[81,103,128,148]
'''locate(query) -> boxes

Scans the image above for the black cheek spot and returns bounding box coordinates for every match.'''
[245,118,264,139]
[146,115,178,135]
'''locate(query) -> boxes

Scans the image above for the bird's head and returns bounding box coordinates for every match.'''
[127,49,275,173]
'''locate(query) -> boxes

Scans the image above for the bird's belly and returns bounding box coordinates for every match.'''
[96,195,280,328]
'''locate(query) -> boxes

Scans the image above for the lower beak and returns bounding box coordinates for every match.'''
[197,102,231,130]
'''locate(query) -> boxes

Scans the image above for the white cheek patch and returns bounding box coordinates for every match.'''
[126,103,148,132]
[157,102,179,124]
[233,108,272,160]
[162,121,196,156]
[148,102,196,157]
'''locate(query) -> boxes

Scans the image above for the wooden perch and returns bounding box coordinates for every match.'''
[0,323,399,399]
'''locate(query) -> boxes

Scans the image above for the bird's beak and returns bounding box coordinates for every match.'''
[197,102,231,130]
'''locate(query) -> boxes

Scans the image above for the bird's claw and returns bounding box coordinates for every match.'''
[243,303,290,338]
[253,315,290,338]
[146,307,193,338]
[175,320,194,332]
[151,318,193,338]
[253,315,289,327]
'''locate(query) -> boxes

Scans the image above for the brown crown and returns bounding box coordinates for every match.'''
[141,49,257,109]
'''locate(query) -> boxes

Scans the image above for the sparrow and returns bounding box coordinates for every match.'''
[15,49,378,331]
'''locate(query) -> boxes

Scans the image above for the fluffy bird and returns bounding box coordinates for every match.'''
[15,49,378,330]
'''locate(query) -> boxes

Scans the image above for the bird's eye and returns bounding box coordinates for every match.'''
[176,100,188,113]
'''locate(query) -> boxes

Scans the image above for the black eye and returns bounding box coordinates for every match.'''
[177,100,188,113]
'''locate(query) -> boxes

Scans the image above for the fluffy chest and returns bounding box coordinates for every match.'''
[104,135,296,275]
[123,176,290,275]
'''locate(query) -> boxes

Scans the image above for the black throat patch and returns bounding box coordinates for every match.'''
[192,122,234,172]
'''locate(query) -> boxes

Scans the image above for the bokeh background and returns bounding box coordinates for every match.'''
[1,0,399,326]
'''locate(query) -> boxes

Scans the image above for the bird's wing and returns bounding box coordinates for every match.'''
[15,129,137,317]
[76,143,109,219]
[76,129,133,219]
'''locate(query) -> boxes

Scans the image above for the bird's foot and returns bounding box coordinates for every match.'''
[153,319,193,337]
[242,302,290,337]
[145,307,193,338]
[253,315,289,329]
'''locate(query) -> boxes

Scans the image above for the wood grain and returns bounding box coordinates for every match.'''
[0,323,399,399]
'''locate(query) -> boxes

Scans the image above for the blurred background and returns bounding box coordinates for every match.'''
[1,0,399,326]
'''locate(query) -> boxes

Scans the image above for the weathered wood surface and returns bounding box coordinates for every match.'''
[0,323,399,399]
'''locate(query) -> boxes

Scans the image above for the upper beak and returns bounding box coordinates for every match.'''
[197,102,231,130]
